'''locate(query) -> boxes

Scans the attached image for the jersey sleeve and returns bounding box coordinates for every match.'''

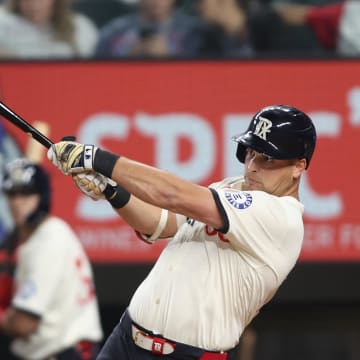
[211,187,303,276]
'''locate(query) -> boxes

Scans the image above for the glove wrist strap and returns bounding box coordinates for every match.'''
[104,184,131,209]
[93,149,120,178]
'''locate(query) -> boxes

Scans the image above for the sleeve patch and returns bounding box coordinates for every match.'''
[17,279,37,300]
[225,191,253,210]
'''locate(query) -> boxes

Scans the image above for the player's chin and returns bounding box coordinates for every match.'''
[242,183,256,191]
[243,178,263,191]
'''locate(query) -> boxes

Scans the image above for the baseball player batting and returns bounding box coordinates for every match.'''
[48,104,317,360]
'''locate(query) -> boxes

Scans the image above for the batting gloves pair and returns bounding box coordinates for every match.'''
[47,141,130,208]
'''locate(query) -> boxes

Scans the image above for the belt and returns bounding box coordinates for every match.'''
[131,324,176,355]
[122,310,231,359]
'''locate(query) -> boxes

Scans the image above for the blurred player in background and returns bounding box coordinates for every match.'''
[48,104,316,360]
[0,158,103,360]
[0,121,22,245]
[0,121,24,360]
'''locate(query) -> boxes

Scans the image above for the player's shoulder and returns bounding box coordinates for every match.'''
[31,216,79,247]
[209,176,245,190]
[41,216,73,231]
[248,192,304,217]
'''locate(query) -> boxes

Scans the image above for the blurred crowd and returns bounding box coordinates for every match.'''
[0,0,358,60]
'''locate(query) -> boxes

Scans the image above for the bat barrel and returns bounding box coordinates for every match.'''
[0,101,53,149]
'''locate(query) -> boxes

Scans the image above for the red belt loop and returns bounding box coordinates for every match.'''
[200,352,228,360]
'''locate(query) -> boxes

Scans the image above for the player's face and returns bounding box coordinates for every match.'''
[7,193,41,226]
[242,148,305,196]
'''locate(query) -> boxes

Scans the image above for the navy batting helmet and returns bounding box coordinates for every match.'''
[233,105,317,169]
[2,158,51,224]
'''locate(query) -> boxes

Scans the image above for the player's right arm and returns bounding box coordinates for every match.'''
[72,172,179,241]
[113,194,179,241]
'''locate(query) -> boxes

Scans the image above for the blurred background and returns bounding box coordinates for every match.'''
[0,0,360,359]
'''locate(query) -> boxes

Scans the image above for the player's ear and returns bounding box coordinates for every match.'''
[293,158,306,179]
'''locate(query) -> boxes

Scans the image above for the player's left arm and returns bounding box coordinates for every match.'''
[48,143,224,230]
[110,157,223,227]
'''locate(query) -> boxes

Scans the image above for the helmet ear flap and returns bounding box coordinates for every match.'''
[236,143,247,163]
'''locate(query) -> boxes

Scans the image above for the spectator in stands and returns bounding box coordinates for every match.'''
[275,0,360,56]
[0,0,99,59]
[95,0,202,59]
[73,0,137,28]
[195,0,254,58]
[246,2,324,54]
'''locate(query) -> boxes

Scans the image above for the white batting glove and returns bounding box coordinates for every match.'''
[47,141,97,175]
[47,146,65,173]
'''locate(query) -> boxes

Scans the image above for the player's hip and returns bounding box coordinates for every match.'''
[97,309,238,360]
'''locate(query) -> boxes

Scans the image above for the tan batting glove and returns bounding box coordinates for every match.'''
[73,172,130,209]
[73,171,109,200]
[47,141,97,175]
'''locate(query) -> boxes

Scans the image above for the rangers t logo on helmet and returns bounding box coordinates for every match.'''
[254,116,272,140]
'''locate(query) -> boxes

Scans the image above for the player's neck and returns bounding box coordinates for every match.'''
[18,216,47,241]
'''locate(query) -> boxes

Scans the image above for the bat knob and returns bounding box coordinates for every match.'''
[61,136,77,141]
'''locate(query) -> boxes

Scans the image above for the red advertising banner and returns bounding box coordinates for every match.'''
[0,60,359,263]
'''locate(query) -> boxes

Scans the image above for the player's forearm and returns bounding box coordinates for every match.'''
[111,157,198,214]
[109,157,224,229]
[115,194,178,238]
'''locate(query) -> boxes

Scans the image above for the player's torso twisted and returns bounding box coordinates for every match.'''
[129,176,304,352]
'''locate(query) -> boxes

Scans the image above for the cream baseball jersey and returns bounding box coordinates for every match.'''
[11,216,103,359]
[129,176,304,351]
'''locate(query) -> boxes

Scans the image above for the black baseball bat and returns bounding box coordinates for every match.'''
[0,101,53,149]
